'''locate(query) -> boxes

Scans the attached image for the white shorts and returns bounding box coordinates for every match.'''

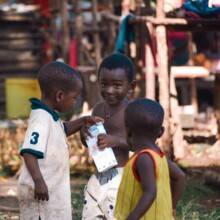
[82,167,123,220]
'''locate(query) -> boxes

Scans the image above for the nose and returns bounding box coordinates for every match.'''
[105,86,114,94]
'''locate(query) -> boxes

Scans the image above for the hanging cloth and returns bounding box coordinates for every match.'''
[114,14,135,54]
[183,0,220,15]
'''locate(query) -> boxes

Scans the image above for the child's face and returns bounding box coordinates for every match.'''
[98,68,132,105]
[56,78,83,113]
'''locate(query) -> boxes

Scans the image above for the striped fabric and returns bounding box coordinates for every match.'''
[114,149,174,220]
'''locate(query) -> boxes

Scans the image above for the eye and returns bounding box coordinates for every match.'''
[113,83,121,88]
[99,82,106,87]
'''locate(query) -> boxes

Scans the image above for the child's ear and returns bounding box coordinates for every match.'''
[128,80,136,94]
[158,126,165,138]
[55,90,64,102]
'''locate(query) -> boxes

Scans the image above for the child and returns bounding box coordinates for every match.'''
[81,53,136,219]
[114,98,185,220]
[17,61,102,220]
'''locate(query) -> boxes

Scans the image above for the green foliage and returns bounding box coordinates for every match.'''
[71,174,89,219]
[176,182,220,220]
[70,173,220,220]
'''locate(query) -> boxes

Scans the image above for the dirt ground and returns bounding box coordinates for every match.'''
[0,176,88,220]
[1,118,220,219]
[0,166,220,220]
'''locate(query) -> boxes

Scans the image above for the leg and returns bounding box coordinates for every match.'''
[99,168,123,220]
[82,173,104,220]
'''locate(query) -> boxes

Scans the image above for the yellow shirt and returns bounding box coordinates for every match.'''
[114,149,174,220]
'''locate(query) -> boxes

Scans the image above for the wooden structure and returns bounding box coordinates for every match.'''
[144,2,220,158]
[0,5,45,118]
[100,1,220,158]
[36,0,220,158]
[1,0,220,159]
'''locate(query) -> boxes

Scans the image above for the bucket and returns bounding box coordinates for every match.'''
[5,78,41,118]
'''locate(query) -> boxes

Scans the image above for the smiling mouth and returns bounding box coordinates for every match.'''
[105,96,115,101]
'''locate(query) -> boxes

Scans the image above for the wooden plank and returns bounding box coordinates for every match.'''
[100,11,220,30]
[0,32,43,39]
[171,66,210,78]
[0,58,43,62]
[77,66,96,73]
[0,64,41,73]
[0,45,42,51]
[0,15,36,22]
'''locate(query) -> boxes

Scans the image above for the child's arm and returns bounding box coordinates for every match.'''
[167,159,185,210]
[126,153,156,220]
[79,129,89,148]
[23,153,49,201]
[97,134,132,150]
[64,116,103,137]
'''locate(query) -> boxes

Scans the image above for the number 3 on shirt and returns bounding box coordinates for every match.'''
[30,132,39,145]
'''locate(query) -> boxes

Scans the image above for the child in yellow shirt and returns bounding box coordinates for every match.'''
[114,98,185,220]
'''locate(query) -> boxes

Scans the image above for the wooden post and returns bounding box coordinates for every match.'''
[170,73,185,159]
[145,22,155,100]
[104,0,116,55]
[214,74,220,138]
[156,0,171,156]
[48,0,59,59]
[92,0,102,68]
[61,0,70,62]
[188,32,198,117]
[73,0,84,65]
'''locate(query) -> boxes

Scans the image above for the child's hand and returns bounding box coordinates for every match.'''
[83,116,104,126]
[80,116,104,140]
[97,134,118,149]
[80,125,91,140]
[34,179,49,201]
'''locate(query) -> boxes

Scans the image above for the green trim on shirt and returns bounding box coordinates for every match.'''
[20,148,44,159]
[29,98,60,121]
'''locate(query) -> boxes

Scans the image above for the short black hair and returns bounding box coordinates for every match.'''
[98,53,135,82]
[38,61,81,98]
[125,98,164,137]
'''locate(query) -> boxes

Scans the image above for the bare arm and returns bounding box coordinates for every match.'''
[126,154,156,220]
[23,153,49,201]
[167,159,185,209]
[79,103,105,147]
[97,134,132,150]
[64,116,103,137]
[80,127,89,148]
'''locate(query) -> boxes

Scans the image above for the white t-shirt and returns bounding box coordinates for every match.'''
[17,98,72,220]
